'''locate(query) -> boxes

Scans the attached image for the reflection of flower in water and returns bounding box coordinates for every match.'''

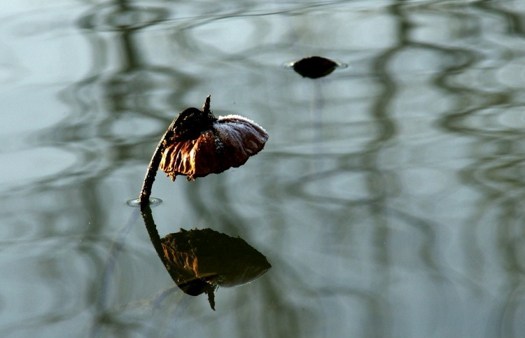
[160,228,271,310]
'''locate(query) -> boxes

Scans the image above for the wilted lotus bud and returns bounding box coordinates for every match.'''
[159,96,268,181]
[290,56,343,79]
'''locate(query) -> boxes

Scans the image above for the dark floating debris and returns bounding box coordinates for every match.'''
[160,96,269,181]
[161,228,271,310]
[290,56,343,79]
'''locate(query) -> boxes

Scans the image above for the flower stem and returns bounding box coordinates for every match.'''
[139,125,174,206]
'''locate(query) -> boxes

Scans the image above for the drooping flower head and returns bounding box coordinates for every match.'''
[160,96,268,181]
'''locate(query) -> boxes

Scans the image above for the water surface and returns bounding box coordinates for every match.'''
[2,1,525,337]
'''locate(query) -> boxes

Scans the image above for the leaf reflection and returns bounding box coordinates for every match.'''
[140,203,270,310]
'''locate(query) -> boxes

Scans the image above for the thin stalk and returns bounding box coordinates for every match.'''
[138,126,174,206]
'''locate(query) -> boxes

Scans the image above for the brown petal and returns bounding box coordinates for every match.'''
[159,114,268,180]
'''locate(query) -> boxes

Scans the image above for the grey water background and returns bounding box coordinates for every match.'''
[2,0,525,337]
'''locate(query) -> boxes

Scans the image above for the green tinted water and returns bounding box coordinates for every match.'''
[2,1,525,337]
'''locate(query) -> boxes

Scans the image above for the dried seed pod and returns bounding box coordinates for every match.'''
[159,97,268,181]
[290,56,341,79]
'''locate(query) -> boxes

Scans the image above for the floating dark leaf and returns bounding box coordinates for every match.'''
[291,56,340,79]
[159,97,268,181]
[161,228,271,309]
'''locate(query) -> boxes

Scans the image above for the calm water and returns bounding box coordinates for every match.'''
[2,0,525,337]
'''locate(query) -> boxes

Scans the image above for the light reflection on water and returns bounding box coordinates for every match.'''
[2,0,525,337]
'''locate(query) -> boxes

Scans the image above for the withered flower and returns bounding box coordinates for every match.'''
[138,96,268,205]
[159,97,268,180]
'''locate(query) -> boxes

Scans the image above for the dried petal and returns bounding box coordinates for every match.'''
[160,113,268,180]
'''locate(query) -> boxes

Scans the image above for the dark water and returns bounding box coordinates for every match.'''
[2,1,525,337]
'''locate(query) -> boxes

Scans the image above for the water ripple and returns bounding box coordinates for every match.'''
[78,3,169,32]
[3,0,525,337]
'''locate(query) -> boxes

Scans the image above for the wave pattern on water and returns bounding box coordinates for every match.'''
[3,1,525,338]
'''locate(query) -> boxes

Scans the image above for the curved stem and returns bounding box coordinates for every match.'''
[139,127,174,206]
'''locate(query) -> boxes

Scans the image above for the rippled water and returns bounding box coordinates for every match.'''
[2,1,525,337]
